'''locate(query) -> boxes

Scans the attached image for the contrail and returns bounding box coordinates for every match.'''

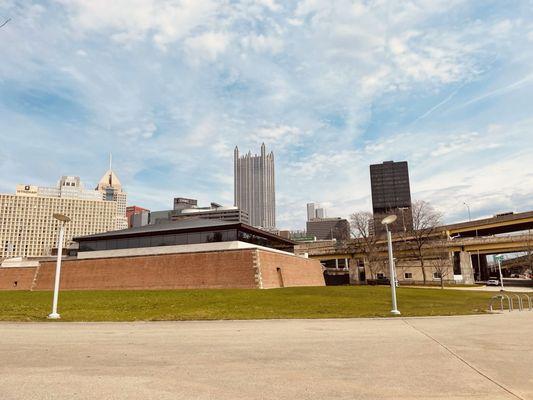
[460,73,533,107]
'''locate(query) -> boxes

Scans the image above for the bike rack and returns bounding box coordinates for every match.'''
[509,293,523,311]
[489,292,533,312]
[489,294,512,312]
[520,294,532,311]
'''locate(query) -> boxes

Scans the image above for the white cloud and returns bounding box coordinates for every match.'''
[241,34,283,54]
[58,0,220,49]
[185,32,231,62]
[1,0,532,230]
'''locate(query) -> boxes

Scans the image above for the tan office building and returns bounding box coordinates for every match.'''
[0,175,121,259]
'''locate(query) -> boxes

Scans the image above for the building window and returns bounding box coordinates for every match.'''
[404,272,413,279]
[376,273,385,279]
[433,272,442,279]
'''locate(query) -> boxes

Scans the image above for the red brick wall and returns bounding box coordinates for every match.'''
[0,267,36,290]
[33,250,258,290]
[0,249,325,291]
[257,251,325,288]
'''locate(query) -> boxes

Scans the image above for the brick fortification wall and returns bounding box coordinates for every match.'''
[0,267,36,290]
[0,249,325,291]
[257,251,325,288]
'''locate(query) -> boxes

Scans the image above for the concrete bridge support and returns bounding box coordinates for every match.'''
[348,258,363,284]
[459,251,475,284]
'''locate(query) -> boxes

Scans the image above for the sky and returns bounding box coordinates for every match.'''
[1,0,533,230]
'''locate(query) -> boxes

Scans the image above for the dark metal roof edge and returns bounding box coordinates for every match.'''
[74,221,296,245]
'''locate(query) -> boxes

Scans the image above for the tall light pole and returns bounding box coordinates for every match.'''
[48,213,71,320]
[382,215,400,315]
[495,255,505,291]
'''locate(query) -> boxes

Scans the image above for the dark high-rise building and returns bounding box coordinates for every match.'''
[306,218,350,241]
[370,160,413,235]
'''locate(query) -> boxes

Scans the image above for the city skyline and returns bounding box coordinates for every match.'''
[1,2,533,230]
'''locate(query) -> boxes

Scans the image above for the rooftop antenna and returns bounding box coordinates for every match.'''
[108,153,113,185]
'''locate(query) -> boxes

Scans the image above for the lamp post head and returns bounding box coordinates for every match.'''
[53,213,71,223]
[381,215,397,226]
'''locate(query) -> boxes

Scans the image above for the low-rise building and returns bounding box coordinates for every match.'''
[126,206,150,228]
[0,219,325,290]
[134,198,249,227]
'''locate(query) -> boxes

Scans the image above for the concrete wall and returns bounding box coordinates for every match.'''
[363,258,457,285]
[0,248,324,291]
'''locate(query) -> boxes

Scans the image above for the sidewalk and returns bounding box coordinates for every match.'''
[1,313,532,399]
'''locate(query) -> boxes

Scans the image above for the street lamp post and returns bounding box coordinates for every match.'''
[382,215,401,316]
[495,255,505,291]
[48,213,71,320]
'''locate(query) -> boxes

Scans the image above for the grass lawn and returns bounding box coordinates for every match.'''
[0,286,497,322]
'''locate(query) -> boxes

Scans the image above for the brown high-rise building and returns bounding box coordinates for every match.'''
[370,160,413,235]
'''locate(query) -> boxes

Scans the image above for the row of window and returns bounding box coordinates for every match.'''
[78,229,294,253]
[376,272,443,280]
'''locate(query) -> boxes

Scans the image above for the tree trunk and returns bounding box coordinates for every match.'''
[420,257,427,284]
[440,276,444,289]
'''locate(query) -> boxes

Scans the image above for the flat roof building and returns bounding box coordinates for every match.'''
[306,218,350,241]
[76,219,293,253]
[134,199,249,228]
[1,176,118,259]
[126,206,150,228]
[1,218,326,291]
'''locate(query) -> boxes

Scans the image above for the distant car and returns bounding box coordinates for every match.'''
[487,278,500,286]
[367,277,391,286]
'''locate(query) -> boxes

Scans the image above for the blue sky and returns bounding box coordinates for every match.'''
[1,0,533,229]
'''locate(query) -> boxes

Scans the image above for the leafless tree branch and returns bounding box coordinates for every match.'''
[403,200,444,284]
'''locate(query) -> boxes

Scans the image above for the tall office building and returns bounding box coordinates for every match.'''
[307,203,315,221]
[96,167,128,230]
[0,176,118,259]
[369,160,413,235]
[234,143,276,229]
[307,202,326,221]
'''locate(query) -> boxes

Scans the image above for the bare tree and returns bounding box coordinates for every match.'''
[406,200,443,284]
[349,211,382,279]
[432,253,451,289]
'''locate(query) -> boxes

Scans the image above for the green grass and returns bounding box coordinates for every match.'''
[0,286,496,322]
